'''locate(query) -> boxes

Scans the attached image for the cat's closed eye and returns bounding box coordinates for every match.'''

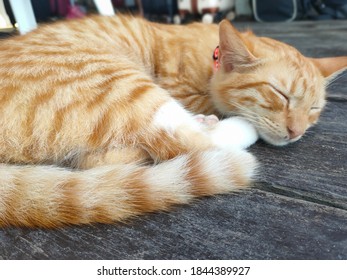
[270,85,289,105]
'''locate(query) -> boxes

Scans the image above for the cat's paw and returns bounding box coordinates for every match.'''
[194,114,219,127]
[210,117,258,150]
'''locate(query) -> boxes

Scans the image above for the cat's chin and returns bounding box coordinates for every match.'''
[265,139,290,147]
[258,132,302,147]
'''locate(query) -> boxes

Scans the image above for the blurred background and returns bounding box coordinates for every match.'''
[0,0,347,36]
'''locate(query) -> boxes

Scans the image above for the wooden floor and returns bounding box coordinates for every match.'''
[0,20,346,260]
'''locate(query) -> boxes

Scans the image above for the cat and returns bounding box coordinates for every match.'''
[0,15,345,228]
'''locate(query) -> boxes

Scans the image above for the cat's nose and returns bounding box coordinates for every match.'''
[287,126,303,140]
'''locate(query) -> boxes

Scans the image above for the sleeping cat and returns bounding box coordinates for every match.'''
[0,15,346,227]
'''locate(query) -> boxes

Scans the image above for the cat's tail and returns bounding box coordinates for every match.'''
[0,148,257,228]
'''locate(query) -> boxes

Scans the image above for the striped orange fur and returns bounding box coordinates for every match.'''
[0,16,345,227]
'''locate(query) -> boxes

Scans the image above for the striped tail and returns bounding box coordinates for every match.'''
[0,148,257,228]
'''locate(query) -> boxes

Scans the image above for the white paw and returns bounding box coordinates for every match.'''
[153,100,201,134]
[210,117,258,150]
[194,114,219,127]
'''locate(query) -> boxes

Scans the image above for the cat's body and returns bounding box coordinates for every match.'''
[0,15,345,227]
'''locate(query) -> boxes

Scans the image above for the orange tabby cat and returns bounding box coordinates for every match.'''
[0,16,345,227]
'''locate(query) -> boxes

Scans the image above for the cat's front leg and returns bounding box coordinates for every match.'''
[209,117,258,150]
[194,114,219,127]
[149,99,257,160]
[191,113,258,149]
[147,99,213,161]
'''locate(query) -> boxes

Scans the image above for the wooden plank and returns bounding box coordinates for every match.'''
[328,73,347,99]
[234,21,347,59]
[0,188,346,259]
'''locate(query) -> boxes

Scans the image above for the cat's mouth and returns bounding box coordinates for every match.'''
[257,130,303,146]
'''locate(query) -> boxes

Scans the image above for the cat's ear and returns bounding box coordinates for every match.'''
[310,56,347,83]
[218,20,258,72]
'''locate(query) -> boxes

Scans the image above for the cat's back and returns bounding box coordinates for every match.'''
[0,16,155,89]
[0,16,140,54]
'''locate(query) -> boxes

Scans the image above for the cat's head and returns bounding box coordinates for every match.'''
[210,20,347,146]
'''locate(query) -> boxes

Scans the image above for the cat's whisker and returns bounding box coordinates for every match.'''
[257,121,279,135]
[303,130,314,135]
[262,118,282,132]
[326,71,346,86]
[227,100,291,142]
[226,101,259,120]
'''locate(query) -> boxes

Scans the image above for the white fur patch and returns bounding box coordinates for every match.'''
[143,155,193,203]
[211,117,258,150]
[200,149,257,192]
[153,100,201,134]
